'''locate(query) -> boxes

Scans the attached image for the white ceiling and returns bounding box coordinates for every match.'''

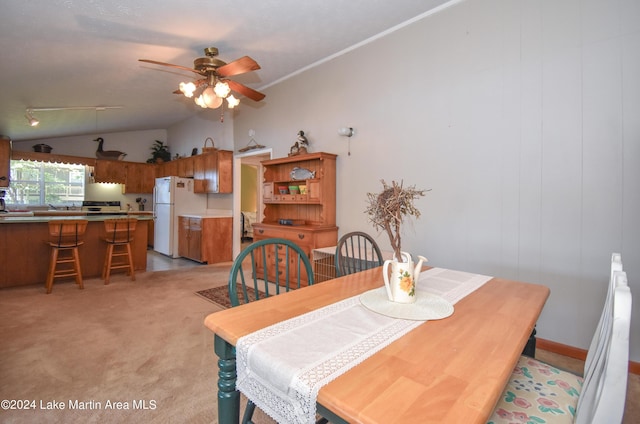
[0,0,454,142]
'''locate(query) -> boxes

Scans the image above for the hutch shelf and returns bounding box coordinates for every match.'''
[252,152,338,286]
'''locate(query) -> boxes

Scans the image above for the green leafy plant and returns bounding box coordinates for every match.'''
[147,140,171,163]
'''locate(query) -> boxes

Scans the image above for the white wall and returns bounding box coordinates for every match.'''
[167,110,235,154]
[232,0,640,361]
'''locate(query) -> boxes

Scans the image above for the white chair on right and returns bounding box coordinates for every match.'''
[488,261,631,424]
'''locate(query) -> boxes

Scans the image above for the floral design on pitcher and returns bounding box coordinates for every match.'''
[399,271,415,296]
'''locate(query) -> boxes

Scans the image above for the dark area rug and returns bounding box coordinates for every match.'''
[196,283,264,309]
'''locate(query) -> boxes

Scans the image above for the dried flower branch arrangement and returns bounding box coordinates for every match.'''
[365,180,428,261]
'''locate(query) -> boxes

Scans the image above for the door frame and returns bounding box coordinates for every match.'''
[232,148,272,258]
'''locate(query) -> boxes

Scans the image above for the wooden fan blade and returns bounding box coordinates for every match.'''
[226,79,266,102]
[216,56,261,77]
[139,59,202,75]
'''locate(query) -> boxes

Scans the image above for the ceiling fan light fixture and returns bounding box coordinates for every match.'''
[214,81,231,98]
[226,95,240,109]
[25,109,39,126]
[202,87,223,109]
[179,81,196,98]
[194,95,208,108]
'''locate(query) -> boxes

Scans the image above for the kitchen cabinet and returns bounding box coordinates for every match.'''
[94,160,154,193]
[252,152,338,286]
[94,160,126,184]
[124,162,155,193]
[0,136,11,187]
[193,150,233,194]
[157,159,178,178]
[178,216,232,263]
[157,157,193,178]
[178,216,202,262]
[176,156,195,178]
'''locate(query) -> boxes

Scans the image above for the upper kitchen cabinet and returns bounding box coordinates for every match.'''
[193,150,233,194]
[124,162,155,193]
[94,159,126,184]
[157,159,178,178]
[176,156,194,178]
[94,160,154,193]
[0,136,11,187]
[156,156,195,179]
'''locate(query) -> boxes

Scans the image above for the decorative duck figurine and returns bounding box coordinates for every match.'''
[94,137,127,161]
[296,130,309,154]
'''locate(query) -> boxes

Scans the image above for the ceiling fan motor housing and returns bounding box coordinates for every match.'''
[194,47,226,73]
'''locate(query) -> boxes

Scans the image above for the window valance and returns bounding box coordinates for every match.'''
[12,150,97,167]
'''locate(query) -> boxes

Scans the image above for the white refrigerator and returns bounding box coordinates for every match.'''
[153,176,208,258]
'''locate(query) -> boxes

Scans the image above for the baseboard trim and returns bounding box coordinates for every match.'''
[538,338,640,375]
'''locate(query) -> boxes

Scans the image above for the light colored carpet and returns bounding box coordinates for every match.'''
[0,264,233,423]
[0,266,636,423]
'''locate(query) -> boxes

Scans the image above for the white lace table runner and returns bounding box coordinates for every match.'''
[236,267,492,424]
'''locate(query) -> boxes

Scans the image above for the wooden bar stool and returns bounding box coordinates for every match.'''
[45,219,88,294]
[102,218,137,284]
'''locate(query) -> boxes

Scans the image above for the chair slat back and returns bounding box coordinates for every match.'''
[104,218,137,243]
[576,270,631,424]
[48,219,88,247]
[228,238,315,307]
[583,253,623,385]
[335,231,383,277]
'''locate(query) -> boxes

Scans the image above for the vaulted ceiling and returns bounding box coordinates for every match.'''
[0,0,453,142]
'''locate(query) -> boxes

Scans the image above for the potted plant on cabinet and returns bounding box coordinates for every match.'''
[147,140,171,163]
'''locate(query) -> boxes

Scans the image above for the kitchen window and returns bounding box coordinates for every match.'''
[6,160,85,206]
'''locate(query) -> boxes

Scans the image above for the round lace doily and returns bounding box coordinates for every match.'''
[359,287,454,320]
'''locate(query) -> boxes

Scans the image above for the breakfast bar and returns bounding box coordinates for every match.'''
[0,214,152,288]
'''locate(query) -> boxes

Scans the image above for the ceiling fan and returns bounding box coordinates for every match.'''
[139,47,265,111]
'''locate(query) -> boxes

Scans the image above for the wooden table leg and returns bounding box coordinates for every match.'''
[214,334,240,424]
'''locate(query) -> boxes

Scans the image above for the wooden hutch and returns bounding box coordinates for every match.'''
[252,152,338,285]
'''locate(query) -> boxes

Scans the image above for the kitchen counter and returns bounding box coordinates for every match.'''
[0,214,154,223]
[0,216,150,288]
[178,214,231,219]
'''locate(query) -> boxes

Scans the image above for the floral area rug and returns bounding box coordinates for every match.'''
[196,284,264,309]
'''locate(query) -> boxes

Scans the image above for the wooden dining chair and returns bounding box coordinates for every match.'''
[487,269,632,424]
[45,219,88,294]
[102,218,137,284]
[334,231,383,277]
[228,237,315,306]
[227,238,321,424]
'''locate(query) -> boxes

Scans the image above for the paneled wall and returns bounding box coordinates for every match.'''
[232,0,640,360]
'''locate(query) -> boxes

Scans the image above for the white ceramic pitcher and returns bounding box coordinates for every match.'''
[383,252,427,303]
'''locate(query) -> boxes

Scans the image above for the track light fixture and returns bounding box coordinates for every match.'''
[25,109,39,126]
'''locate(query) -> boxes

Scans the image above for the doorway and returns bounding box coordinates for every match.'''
[232,149,272,258]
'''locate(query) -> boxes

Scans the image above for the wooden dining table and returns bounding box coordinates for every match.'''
[204,266,550,424]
